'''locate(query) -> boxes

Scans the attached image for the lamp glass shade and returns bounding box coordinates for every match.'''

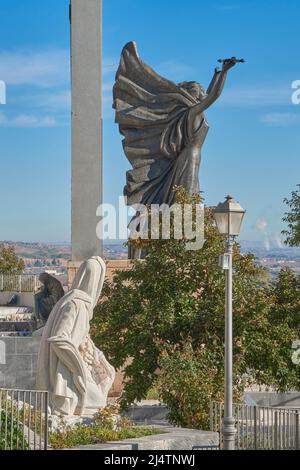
[214,196,245,237]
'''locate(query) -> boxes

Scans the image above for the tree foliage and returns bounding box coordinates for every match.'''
[92,189,300,428]
[0,244,25,274]
[282,184,300,247]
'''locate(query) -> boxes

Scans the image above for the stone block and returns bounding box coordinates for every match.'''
[0,337,16,355]
[2,374,17,389]
[0,370,6,387]
[16,337,41,354]
[6,354,32,371]
[15,369,36,390]
[31,355,38,375]
[0,336,41,391]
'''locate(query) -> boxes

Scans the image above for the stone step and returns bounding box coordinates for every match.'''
[124,403,169,424]
[70,426,219,451]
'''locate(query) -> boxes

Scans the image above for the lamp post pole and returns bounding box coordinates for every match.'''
[213,195,245,451]
[222,239,236,450]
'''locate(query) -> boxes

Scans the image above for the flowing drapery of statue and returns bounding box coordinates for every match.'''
[113,42,242,259]
[36,257,115,417]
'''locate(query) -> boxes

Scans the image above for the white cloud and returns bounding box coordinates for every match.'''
[0,112,64,128]
[155,61,195,82]
[0,47,117,87]
[0,47,118,119]
[260,112,300,126]
[19,90,71,112]
[0,49,70,88]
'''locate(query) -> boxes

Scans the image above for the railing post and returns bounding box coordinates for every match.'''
[44,392,49,451]
[254,406,258,450]
[295,411,300,450]
[274,411,278,450]
[210,402,214,431]
[18,275,22,293]
[0,274,3,291]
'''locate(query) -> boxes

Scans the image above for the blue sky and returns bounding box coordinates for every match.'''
[0,0,299,246]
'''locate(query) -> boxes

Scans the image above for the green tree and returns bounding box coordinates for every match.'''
[282,184,300,247]
[92,189,300,428]
[255,268,300,391]
[0,244,25,274]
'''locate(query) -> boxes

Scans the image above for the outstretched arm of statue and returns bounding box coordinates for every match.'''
[188,58,237,124]
[206,68,222,95]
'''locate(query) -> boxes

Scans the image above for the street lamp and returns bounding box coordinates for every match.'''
[213,195,245,451]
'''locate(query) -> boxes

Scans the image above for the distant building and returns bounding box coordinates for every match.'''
[44,269,62,276]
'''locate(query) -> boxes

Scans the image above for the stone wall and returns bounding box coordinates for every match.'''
[244,391,300,408]
[0,292,35,309]
[0,336,41,390]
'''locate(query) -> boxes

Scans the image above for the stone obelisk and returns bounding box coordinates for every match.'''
[70,0,103,263]
[68,0,130,305]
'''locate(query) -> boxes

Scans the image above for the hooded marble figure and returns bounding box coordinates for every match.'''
[36,257,115,417]
[113,42,240,258]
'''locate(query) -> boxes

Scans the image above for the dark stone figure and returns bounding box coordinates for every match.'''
[34,273,64,324]
[113,42,241,258]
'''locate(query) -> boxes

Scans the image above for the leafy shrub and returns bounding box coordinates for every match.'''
[0,411,28,450]
[94,403,131,430]
[156,342,243,430]
[49,404,161,450]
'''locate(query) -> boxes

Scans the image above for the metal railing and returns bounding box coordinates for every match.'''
[211,401,300,450]
[0,275,40,293]
[0,388,49,450]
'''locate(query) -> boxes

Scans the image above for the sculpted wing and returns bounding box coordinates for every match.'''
[113,42,197,158]
[113,42,199,206]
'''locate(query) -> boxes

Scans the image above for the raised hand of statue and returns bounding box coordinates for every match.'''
[222,59,237,72]
[218,57,245,72]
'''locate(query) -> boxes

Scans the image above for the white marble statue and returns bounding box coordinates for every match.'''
[36,257,115,417]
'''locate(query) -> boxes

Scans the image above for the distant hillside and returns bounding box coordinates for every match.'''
[0,241,128,268]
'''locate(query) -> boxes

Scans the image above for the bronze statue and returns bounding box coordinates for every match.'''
[113,42,243,258]
[34,273,64,324]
